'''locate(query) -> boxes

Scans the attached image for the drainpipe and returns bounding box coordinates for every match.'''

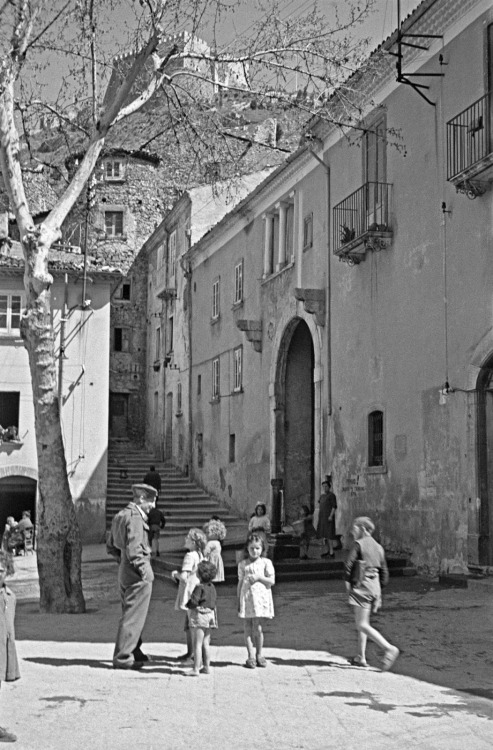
[58,273,69,405]
[180,255,193,476]
[310,149,332,475]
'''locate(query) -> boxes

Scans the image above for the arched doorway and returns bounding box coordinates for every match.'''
[0,475,37,532]
[477,357,493,565]
[275,318,314,524]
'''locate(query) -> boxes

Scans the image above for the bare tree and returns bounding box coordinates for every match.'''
[0,0,378,612]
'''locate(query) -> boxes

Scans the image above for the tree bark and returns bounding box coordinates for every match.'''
[20,235,85,613]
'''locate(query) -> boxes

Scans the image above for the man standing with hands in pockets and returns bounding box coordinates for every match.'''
[107,483,157,669]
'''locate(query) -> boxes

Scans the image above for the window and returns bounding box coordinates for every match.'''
[212,279,220,320]
[233,346,243,392]
[155,327,161,361]
[177,382,182,413]
[197,374,202,396]
[229,434,236,463]
[104,159,125,181]
[167,316,174,353]
[115,281,131,301]
[0,392,20,430]
[212,358,220,400]
[234,260,243,304]
[113,327,130,352]
[105,210,124,237]
[168,229,177,282]
[0,293,22,335]
[368,410,384,467]
[263,194,295,277]
[196,433,203,467]
[303,213,313,250]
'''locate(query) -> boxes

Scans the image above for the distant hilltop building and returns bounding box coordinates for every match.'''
[104,31,250,108]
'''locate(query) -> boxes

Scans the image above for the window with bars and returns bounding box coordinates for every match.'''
[233,346,243,392]
[368,410,384,467]
[0,293,22,335]
[212,279,220,320]
[212,358,220,400]
[105,210,124,237]
[234,260,243,304]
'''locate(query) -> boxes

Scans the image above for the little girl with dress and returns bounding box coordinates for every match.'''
[172,527,207,662]
[203,516,226,583]
[237,530,275,669]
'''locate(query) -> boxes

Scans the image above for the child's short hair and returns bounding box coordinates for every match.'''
[353,516,375,534]
[187,527,207,554]
[244,530,269,558]
[0,551,15,576]
[197,560,217,583]
[203,518,227,541]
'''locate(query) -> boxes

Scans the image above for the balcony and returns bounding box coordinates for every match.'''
[333,182,393,265]
[446,92,493,198]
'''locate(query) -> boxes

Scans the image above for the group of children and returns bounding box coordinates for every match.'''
[172,515,275,675]
[172,510,399,676]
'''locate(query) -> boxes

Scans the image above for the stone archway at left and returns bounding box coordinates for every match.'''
[0,465,38,532]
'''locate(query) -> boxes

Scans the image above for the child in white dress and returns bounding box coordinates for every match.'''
[203,516,226,583]
[172,527,207,662]
[237,530,275,669]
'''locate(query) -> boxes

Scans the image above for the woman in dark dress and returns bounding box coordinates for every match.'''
[316,476,337,557]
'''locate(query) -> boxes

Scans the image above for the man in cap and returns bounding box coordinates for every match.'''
[107,483,157,669]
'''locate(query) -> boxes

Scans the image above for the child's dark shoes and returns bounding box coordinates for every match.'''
[245,658,256,669]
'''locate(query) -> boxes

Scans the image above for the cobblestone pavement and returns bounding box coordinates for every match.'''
[2,547,492,749]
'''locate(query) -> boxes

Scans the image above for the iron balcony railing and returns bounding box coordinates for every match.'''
[446,91,492,181]
[333,181,392,255]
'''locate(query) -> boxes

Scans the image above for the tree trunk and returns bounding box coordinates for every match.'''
[21,246,85,614]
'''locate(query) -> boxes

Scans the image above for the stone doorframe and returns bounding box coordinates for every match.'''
[0,464,38,483]
[268,308,324,506]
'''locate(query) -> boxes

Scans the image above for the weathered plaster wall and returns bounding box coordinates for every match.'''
[0,274,112,543]
[327,8,493,573]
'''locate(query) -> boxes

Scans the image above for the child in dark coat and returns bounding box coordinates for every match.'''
[185,560,218,676]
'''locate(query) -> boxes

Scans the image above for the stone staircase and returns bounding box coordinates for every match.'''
[107,443,416,582]
[106,443,246,549]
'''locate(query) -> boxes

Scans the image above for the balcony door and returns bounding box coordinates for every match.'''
[477,359,493,566]
[364,117,386,228]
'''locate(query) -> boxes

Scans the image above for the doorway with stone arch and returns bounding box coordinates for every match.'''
[476,355,493,565]
[0,469,37,538]
[274,317,315,526]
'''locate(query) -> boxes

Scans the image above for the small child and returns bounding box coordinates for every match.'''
[294,505,316,560]
[0,551,20,743]
[237,531,275,669]
[248,503,271,534]
[172,528,207,662]
[203,516,226,583]
[185,560,218,676]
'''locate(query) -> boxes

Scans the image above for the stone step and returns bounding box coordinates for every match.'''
[153,552,415,584]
